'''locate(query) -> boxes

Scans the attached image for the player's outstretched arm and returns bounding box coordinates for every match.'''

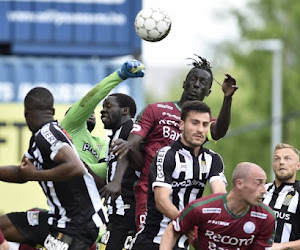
[210,73,238,140]
[62,59,145,131]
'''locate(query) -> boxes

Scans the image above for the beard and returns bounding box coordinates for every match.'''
[86,120,96,132]
[275,171,294,182]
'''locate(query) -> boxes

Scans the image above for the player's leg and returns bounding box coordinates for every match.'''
[0,214,25,243]
[104,215,136,250]
[134,174,149,232]
[0,210,49,247]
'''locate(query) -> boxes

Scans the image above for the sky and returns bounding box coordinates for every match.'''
[141,0,248,66]
[138,0,248,99]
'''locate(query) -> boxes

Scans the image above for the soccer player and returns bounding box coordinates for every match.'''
[60,59,145,185]
[111,55,238,231]
[0,87,108,249]
[161,162,276,250]
[263,143,300,249]
[131,100,228,250]
[99,93,138,250]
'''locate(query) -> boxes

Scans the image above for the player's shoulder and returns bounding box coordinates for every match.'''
[253,203,276,221]
[148,101,176,110]
[191,193,225,208]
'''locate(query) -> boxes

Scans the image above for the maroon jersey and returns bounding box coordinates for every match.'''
[131,101,181,176]
[131,101,215,177]
[173,193,276,250]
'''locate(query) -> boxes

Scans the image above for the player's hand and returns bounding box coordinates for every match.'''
[20,157,38,181]
[100,181,121,206]
[222,73,238,97]
[117,60,145,80]
[110,139,130,159]
[270,243,285,250]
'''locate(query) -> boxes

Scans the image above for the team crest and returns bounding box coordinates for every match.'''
[243,221,255,234]
[201,160,208,173]
[283,195,292,206]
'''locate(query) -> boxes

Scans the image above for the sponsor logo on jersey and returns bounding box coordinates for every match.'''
[41,124,56,144]
[243,221,255,234]
[205,230,255,247]
[156,148,168,181]
[207,219,229,226]
[283,194,292,206]
[82,142,99,159]
[274,210,290,220]
[203,208,221,214]
[158,119,180,128]
[250,211,267,219]
[162,126,181,141]
[162,111,181,120]
[44,234,70,250]
[157,104,174,110]
[171,179,205,188]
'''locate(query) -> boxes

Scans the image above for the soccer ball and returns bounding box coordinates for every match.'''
[134,8,172,42]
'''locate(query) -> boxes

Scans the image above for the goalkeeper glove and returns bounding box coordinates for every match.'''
[117,60,145,80]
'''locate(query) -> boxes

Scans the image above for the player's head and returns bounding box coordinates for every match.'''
[232,162,266,206]
[24,87,55,131]
[273,143,300,184]
[181,55,213,103]
[101,93,136,131]
[180,100,211,149]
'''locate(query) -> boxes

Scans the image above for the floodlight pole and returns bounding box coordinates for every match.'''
[248,39,283,179]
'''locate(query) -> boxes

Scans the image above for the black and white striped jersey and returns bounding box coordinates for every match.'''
[134,140,227,248]
[263,181,300,243]
[106,119,138,217]
[25,121,108,235]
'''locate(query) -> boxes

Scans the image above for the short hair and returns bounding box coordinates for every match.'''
[109,93,137,118]
[186,54,213,87]
[181,100,211,121]
[24,87,54,111]
[275,143,300,158]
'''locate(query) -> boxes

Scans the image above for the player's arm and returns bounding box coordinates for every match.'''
[110,133,144,171]
[160,222,180,250]
[0,155,32,183]
[210,74,238,141]
[154,186,180,220]
[210,179,227,193]
[61,60,145,131]
[271,240,300,250]
[20,143,86,181]
[100,156,129,205]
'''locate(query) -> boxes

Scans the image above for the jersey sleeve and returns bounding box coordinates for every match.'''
[61,71,123,133]
[208,151,227,186]
[150,146,174,191]
[130,104,156,138]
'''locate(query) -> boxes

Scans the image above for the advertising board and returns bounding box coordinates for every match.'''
[0,0,142,56]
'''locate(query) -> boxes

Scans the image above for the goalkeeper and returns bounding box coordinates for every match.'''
[60,59,145,184]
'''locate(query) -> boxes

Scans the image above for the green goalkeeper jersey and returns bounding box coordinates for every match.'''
[61,71,123,178]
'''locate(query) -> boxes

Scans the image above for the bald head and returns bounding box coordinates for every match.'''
[232,162,266,187]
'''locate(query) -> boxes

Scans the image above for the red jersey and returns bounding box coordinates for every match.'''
[173,193,276,250]
[131,101,182,176]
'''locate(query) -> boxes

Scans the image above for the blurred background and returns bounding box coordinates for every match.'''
[0,0,299,213]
